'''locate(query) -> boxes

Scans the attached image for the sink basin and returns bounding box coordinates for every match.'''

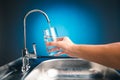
[25,58,115,80]
[0,57,119,80]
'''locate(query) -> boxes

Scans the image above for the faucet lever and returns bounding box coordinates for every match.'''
[33,43,37,56]
[25,43,37,59]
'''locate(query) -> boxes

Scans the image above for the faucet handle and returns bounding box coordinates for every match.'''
[25,43,37,59]
[33,43,37,55]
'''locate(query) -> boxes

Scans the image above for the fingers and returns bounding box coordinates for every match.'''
[54,51,66,56]
[46,42,57,46]
[46,37,63,46]
[56,36,68,41]
[46,37,68,46]
[56,37,64,41]
[48,47,60,52]
[47,47,66,56]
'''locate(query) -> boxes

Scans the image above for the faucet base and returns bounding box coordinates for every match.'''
[22,65,30,73]
[21,57,30,73]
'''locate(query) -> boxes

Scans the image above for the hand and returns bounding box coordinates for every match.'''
[46,37,75,56]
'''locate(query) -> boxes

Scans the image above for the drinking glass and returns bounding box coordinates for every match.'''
[44,27,59,56]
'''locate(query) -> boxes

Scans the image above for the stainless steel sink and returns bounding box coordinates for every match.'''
[25,58,118,80]
[0,57,120,80]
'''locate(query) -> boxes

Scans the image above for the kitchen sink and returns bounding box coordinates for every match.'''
[25,58,120,80]
[0,57,120,80]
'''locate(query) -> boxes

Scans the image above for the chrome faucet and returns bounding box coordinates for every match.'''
[22,9,50,73]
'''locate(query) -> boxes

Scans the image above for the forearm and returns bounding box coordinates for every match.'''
[70,42,120,69]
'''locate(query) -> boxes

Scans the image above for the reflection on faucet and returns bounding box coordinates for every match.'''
[22,9,50,73]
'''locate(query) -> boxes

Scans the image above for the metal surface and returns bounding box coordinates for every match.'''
[0,58,120,80]
[25,58,118,80]
[23,9,50,49]
[22,9,51,73]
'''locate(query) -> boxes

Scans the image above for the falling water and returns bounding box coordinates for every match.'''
[48,22,52,29]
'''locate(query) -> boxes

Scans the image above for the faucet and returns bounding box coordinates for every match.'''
[22,9,50,73]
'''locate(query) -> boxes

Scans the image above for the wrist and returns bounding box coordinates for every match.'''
[68,43,77,53]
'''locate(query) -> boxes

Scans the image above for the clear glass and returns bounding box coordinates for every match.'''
[44,27,59,56]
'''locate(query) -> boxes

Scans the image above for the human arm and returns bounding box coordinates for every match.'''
[46,37,120,69]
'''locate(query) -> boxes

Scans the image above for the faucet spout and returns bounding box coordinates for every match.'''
[22,9,50,73]
[23,9,50,49]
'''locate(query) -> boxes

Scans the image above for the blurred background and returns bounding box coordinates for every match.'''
[0,0,119,66]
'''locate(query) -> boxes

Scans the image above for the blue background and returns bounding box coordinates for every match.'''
[0,0,119,66]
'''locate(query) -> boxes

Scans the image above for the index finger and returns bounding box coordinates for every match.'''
[56,37,64,41]
[46,42,57,46]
